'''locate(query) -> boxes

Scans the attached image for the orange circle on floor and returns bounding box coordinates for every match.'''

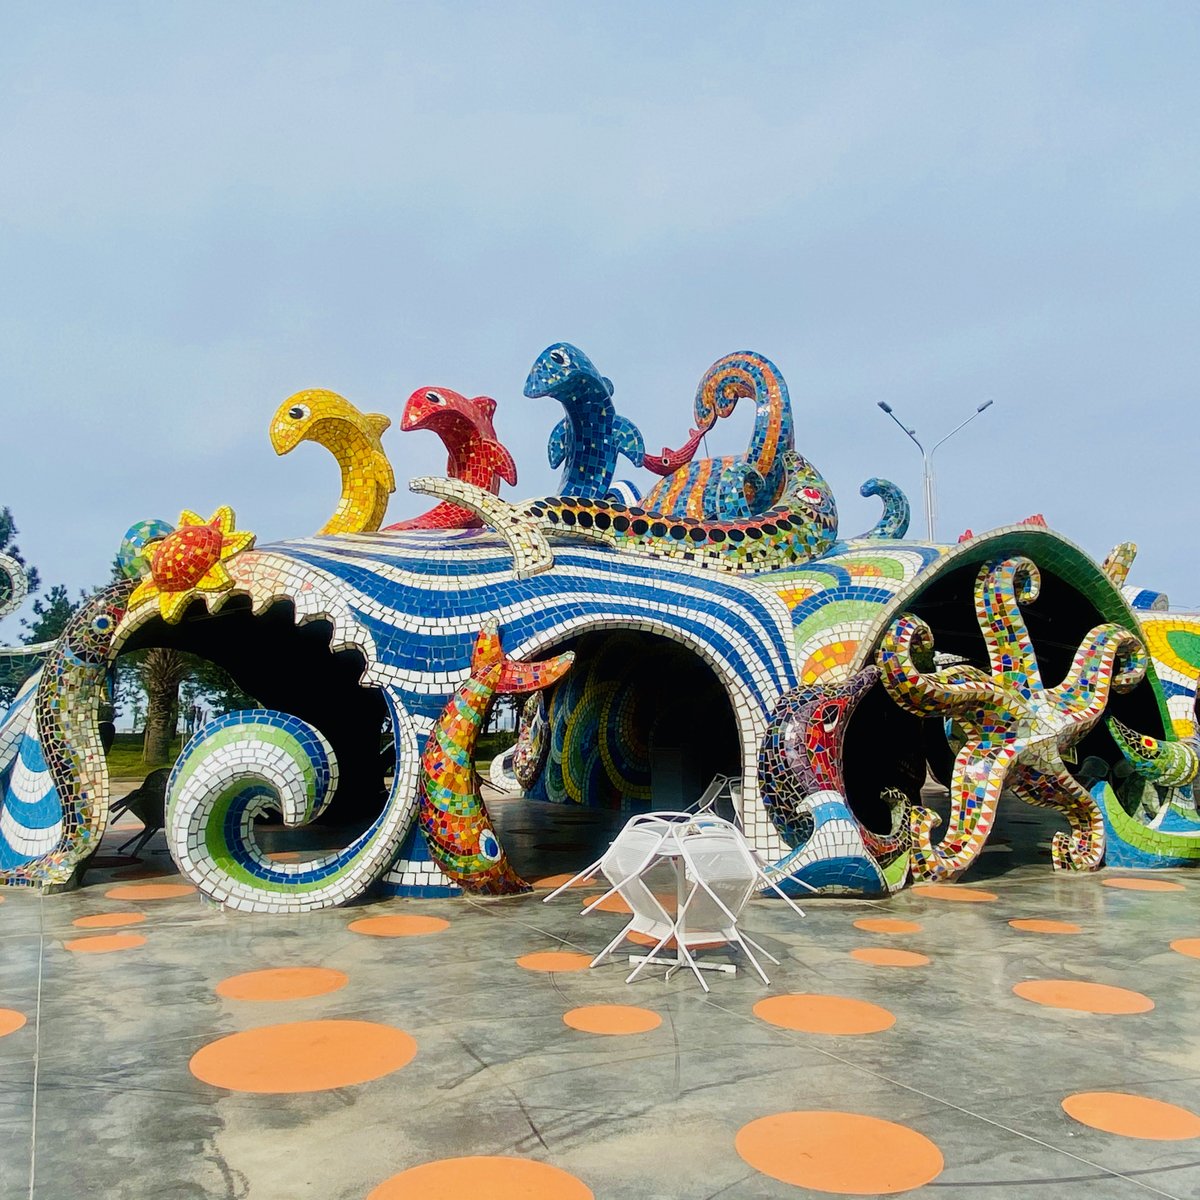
[563,1004,662,1035]
[754,994,896,1036]
[347,915,450,938]
[215,967,349,1001]
[1103,877,1185,892]
[853,918,922,934]
[851,947,930,967]
[1062,1091,1200,1140]
[516,951,592,973]
[72,912,147,929]
[736,1110,944,1193]
[1009,919,1082,935]
[189,1019,416,1093]
[368,1156,593,1200]
[1170,938,1200,959]
[104,882,195,901]
[911,884,997,902]
[63,933,147,954]
[0,1009,27,1038]
[1013,980,1153,1014]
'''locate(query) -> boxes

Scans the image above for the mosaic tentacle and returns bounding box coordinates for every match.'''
[523,342,644,499]
[0,581,131,886]
[1101,542,1138,587]
[855,478,910,539]
[387,387,517,530]
[642,351,795,520]
[166,698,418,912]
[418,623,572,893]
[1008,761,1106,870]
[1048,627,1146,721]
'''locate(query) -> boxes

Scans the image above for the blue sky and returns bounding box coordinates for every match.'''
[2,1,1198,638]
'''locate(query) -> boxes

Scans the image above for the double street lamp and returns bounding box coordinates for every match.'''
[876,399,994,542]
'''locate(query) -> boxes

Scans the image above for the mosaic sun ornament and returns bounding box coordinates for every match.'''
[128,507,255,622]
[878,556,1147,881]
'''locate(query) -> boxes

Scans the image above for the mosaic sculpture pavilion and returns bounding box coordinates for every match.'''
[3,343,1200,1195]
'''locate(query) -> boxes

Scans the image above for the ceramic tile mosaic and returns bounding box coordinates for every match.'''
[641,352,794,520]
[878,556,1149,880]
[3,344,1198,910]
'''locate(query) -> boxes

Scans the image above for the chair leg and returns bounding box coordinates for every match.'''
[740,933,780,965]
[729,930,771,986]
[542,857,604,903]
[591,922,635,968]
[671,935,711,993]
[625,926,679,985]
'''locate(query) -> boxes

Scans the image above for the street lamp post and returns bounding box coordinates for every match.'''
[876,400,994,541]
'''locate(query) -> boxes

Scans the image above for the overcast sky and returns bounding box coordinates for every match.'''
[2,1,1198,642]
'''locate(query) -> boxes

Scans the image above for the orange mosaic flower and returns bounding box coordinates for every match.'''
[128,507,255,622]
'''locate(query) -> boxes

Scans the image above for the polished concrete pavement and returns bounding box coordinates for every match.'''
[2,792,1200,1199]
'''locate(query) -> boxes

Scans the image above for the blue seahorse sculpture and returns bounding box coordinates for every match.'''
[524,342,645,500]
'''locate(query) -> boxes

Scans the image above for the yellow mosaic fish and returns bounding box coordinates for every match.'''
[270,389,396,534]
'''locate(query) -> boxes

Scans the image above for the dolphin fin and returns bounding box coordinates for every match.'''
[548,417,570,470]
[614,415,645,467]
[364,413,391,439]
[480,439,518,487]
[472,395,498,421]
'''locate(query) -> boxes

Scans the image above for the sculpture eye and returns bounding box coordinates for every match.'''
[288,404,309,421]
[549,349,569,367]
[91,614,113,636]
[479,829,502,861]
[425,391,444,404]
[817,704,841,733]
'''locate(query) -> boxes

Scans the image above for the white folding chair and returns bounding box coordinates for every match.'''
[685,774,744,831]
[540,811,693,904]
[629,816,808,991]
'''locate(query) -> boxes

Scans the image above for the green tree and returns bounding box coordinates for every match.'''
[0,507,40,594]
[0,511,84,707]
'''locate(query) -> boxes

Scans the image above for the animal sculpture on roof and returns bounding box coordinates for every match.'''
[414,448,839,574]
[642,352,794,520]
[386,387,517,531]
[524,342,645,500]
[855,478,911,539]
[270,389,396,534]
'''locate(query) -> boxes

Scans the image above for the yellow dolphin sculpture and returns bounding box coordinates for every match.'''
[270,389,397,535]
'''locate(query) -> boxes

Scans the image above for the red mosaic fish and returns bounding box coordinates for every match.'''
[386,388,517,530]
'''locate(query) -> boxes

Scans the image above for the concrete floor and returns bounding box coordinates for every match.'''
[3,792,1200,1199]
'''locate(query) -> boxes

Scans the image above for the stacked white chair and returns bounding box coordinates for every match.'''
[544,811,808,991]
